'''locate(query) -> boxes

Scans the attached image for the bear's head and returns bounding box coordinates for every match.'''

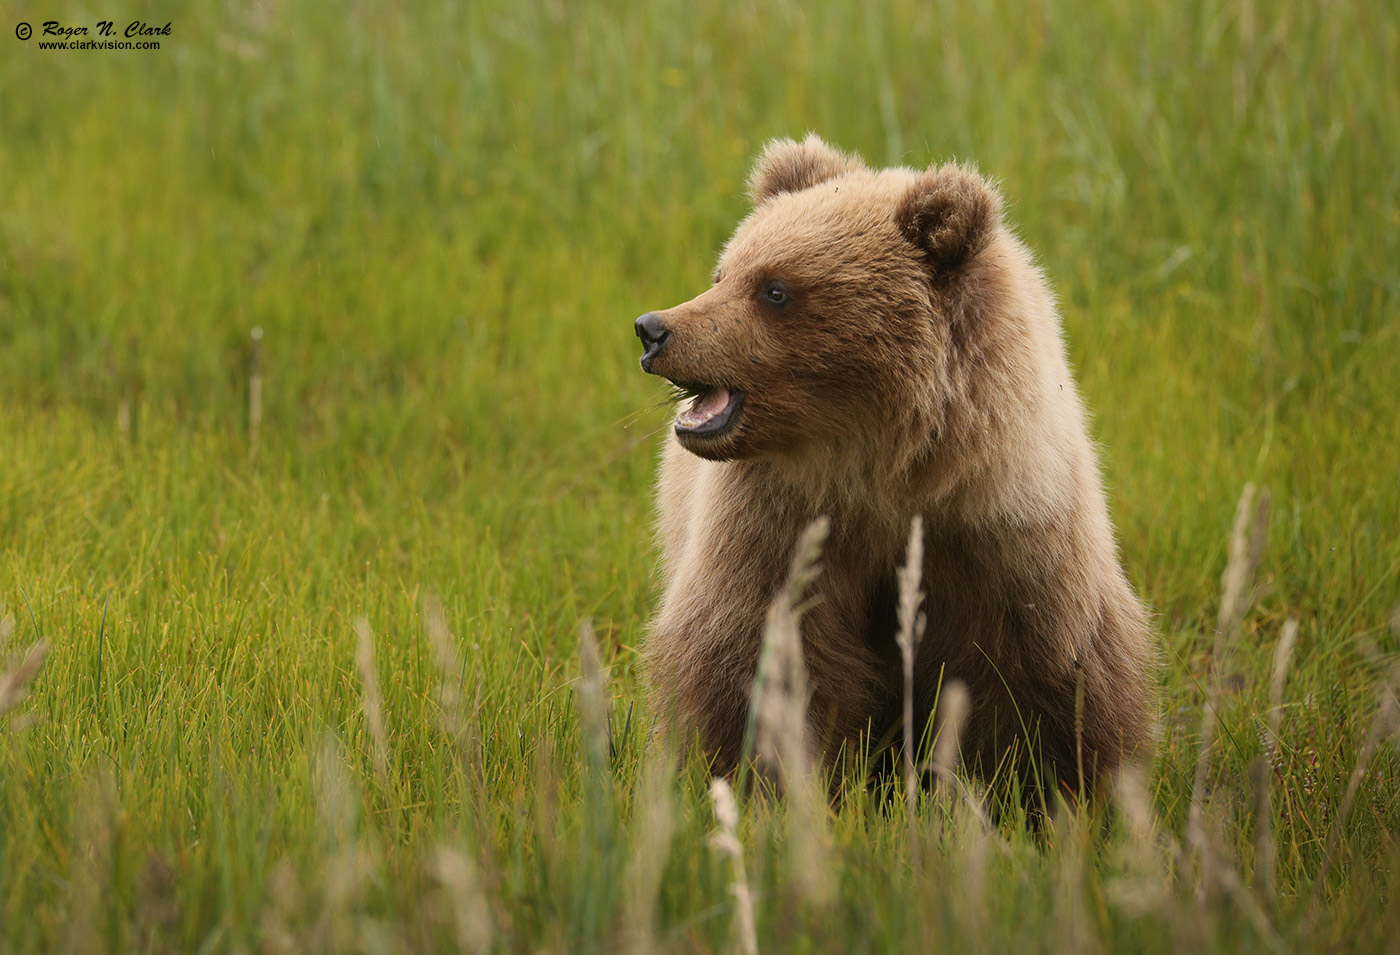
[636,134,1005,466]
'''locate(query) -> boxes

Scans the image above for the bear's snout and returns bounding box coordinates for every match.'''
[635,312,672,370]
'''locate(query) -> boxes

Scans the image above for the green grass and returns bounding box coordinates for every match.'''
[1,0,1398,950]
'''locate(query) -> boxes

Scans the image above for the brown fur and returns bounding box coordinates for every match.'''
[637,135,1155,797]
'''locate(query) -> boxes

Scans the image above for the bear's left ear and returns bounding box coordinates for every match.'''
[747,134,864,205]
[895,163,1003,273]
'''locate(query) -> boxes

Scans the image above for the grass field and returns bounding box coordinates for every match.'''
[1,0,1398,951]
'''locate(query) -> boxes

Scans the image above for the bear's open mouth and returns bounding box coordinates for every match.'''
[672,383,745,438]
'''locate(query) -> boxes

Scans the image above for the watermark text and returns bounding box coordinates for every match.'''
[15,19,170,51]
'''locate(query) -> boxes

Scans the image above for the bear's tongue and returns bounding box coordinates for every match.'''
[677,387,731,429]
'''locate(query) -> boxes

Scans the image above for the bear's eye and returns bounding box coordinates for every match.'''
[761,280,790,306]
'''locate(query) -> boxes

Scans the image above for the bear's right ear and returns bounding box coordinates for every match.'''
[895,163,1003,273]
[747,134,863,205]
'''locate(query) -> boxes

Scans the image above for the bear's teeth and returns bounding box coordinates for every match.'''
[679,387,730,428]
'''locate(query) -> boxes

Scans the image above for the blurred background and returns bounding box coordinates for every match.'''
[3,2,1394,621]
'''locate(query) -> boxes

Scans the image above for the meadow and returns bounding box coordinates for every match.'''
[1,0,1397,951]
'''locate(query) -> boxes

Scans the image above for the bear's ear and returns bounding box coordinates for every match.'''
[747,134,864,205]
[895,163,1003,273]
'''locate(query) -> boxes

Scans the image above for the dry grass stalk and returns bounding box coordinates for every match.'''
[1191,483,1271,898]
[930,680,968,785]
[431,845,493,954]
[750,517,833,905]
[249,325,264,450]
[925,681,987,828]
[1253,616,1298,901]
[1186,698,1219,898]
[751,517,827,775]
[1049,813,1096,952]
[423,595,468,745]
[314,734,357,854]
[1312,661,1400,909]
[1174,783,1283,949]
[576,619,610,767]
[71,786,116,951]
[946,794,994,943]
[259,859,305,955]
[354,617,390,787]
[1171,485,1292,946]
[417,608,498,952]
[117,333,140,440]
[1265,618,1299,759]
[1117,751,1279,947]
[0,631,48,721]
[1215,482,1271,643]
[622,750,677,955]
[708,777,758,955]
[421,594,498,900]
[309,736,378,953]
[62,768,118,955]
[1108,765,1170,915]
[895,516,927,869]
[751,518,826,766]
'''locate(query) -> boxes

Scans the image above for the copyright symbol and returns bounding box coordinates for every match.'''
[16,22,31,40]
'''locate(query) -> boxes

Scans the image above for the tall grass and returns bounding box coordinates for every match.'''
[1,0,1397,950]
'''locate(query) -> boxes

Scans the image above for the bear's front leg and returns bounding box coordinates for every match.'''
[645,488,891,774]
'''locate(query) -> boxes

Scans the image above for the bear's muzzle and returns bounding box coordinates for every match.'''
[635,312,671,370]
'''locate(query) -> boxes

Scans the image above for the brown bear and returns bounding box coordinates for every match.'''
[634,134,1154,799]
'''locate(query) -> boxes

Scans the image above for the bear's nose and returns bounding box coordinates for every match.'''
[635,312,672,367]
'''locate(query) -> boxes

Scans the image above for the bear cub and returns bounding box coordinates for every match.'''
[634,135,1154,797]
